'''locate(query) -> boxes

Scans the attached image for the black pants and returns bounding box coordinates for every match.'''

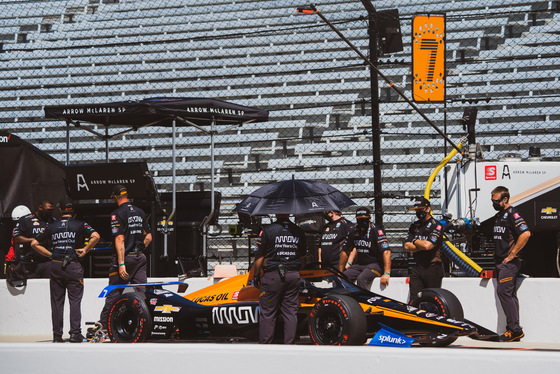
[99,253,147,327]
[495,258,522,333]
[344,263,382,290]
[259,270,300,344]
[409,262,444,303]
[50,261,84,337]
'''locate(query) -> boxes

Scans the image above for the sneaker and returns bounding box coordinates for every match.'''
[69,333,85,343]
[52,335,64,343]
[500,329,524,342]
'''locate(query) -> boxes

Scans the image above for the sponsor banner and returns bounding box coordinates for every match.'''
[65,162,153,200]
[536,202,560,229]
[369,324,414,348]
[444,161,560,224]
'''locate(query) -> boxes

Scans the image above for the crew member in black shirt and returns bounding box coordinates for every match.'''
[404,197,444,304]
[253,214,307,344]
[31,197,99,343]
[318,210,353,272]
[491,186,531,342]
[98,184,152,332]
[344,207,391,290]
[13,200,55,278]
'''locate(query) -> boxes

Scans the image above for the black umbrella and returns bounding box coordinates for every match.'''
[234,179,356,216]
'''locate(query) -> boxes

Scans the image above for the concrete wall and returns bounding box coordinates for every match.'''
[1,276,559,342]
[0,277,212,337]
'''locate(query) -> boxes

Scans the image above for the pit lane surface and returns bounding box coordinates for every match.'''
[1,336,559,374]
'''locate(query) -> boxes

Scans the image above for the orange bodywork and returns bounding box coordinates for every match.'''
[184,269,333,307]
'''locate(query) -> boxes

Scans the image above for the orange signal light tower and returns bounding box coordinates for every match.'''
[412,14,446,102]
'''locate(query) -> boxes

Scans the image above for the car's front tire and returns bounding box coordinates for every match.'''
[412,288,464,346]
[308,294,366,345]
[108,292,152,343]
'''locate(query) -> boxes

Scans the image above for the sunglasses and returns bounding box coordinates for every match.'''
[491,197,505,204]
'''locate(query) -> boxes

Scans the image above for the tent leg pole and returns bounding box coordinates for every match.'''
[66,122,70,166]
[164,119,177,261]
[203,118,216,276]
[105,125,109,163]
[173,118,176,228]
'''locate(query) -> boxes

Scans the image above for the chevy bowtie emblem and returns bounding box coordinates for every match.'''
[541,207,557,215]
[154,305,181,314]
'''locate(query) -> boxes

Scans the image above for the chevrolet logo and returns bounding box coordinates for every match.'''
[154,305,181,314]
[541,207,557,215]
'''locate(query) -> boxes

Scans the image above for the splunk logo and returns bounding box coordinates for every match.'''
[378,334,407,345]
[0,134,11,143]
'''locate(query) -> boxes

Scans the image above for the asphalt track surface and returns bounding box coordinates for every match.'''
[1,335,560,374]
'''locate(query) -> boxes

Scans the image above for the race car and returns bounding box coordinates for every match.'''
[96,265,498,345]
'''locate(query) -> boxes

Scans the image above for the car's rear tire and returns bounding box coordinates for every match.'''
[308,294,366,345]
[108,292,152,343]
[412,288,464,347]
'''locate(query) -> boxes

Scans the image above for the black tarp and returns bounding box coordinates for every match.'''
[44,97,269,129]
[0,131,66,265]
[0,131,66,218]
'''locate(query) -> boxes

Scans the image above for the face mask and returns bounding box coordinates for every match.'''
[492,197,506,211]
[39,209,53,220]
[415,210,428,220]
[357,219,369,228]
[492,202,503,211]
[323,212,332,222]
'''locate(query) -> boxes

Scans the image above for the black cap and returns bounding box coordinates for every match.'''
[111,184,128,197]
[58,196,74,212]
[410,197,430,210]
[355,206,371,219]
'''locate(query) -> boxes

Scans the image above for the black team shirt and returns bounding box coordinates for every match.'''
[256,220,307,271]
[406,216,444,266]
[492,206,530,262]
[320,217,353,267]
[111,202,150,254]
[346,223,390,266]
[35,218,96,261]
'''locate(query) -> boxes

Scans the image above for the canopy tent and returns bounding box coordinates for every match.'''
[44,97,269,264]
[0,131,66,218]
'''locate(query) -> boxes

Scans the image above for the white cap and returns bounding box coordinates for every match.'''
[11,205,31,221]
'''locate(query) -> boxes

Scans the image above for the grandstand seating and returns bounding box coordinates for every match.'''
[1,0,559,267]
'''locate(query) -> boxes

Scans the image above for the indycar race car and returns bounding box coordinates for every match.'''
[94,266,498,346]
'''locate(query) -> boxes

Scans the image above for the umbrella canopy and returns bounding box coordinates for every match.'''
[44,97,269,128]
[234,179,356,216]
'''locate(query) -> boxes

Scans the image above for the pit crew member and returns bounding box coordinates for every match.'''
[404,197,444,304]
[318,210,353,272]
[31,197,99,343]
[13,200,56,278]
[491,186,531,342]
[97,184,152,333]
[253,214,307,344]
[344,207,391,290]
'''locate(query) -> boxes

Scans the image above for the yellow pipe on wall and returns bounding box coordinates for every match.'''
[423,136,483,275]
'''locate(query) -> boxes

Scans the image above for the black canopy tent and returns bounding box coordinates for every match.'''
[0,132,67,219]
[44,97,269,264]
